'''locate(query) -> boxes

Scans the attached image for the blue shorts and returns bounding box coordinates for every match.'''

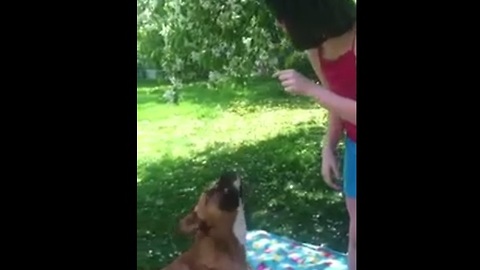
[343,137,356,198]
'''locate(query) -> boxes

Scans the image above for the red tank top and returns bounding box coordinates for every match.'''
[318,39,357,142]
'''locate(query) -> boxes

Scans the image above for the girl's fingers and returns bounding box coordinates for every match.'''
[284,86,294,92]
[281,79,294,87]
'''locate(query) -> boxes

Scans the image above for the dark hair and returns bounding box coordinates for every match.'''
[265,0,356,51]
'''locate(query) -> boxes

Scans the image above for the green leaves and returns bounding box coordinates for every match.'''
[137,0,308,82]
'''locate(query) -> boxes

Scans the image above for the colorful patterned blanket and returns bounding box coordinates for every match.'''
[246,230,347,270]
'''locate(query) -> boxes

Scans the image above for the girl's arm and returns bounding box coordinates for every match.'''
[305,48,356,125]
[306,49,344,150]
[307,88,356,126]
[324,113,343,151]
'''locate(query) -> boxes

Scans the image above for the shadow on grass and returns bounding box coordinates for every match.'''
[137,123,348,269]
[137,77,318,111]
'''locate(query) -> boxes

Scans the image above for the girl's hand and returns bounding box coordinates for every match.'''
[321,147,341,190]
[273,69,319,96]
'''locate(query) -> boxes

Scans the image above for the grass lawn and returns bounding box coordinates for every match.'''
[137,78,348,269]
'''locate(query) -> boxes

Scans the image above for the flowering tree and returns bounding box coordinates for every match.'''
[137,0,306,82]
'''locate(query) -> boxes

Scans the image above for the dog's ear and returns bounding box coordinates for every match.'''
[179,210,200,234]
[179,193,210,234]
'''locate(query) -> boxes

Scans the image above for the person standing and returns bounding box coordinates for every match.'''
[266,0,357,269]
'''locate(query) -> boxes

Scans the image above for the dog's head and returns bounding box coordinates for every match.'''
[180,171,245,240]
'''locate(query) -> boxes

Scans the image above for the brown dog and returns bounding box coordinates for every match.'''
[161,172,251,270]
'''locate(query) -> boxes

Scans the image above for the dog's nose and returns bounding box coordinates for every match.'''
[233,178,241,189]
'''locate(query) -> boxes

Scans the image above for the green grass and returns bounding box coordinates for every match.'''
[137,78,348,269]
